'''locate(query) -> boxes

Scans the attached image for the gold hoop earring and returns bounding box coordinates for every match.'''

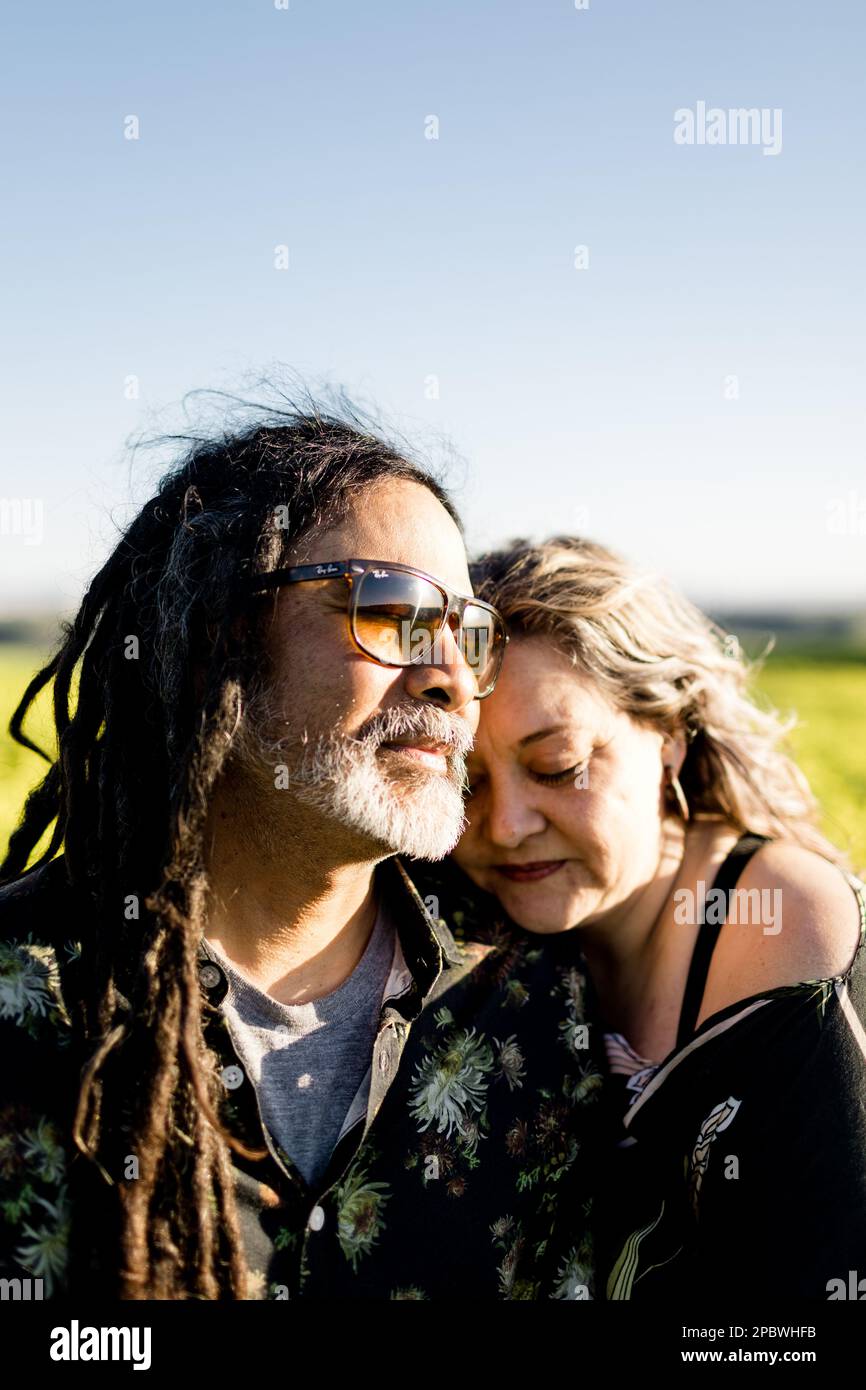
[665,765,690,822]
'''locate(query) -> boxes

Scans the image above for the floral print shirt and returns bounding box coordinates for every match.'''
[0,852,605,1300]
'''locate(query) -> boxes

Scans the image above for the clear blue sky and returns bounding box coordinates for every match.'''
[1,0,864,616]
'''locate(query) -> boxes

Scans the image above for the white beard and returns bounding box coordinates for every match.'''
[237,695,473,861]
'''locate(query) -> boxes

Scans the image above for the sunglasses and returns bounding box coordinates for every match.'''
[241,558,509,699]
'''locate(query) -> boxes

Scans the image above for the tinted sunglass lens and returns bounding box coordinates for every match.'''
[353,568,446,664]
[462,605,505,696]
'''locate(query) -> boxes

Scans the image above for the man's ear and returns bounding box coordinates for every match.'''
[192,612,251,704]
[229,612,249,643]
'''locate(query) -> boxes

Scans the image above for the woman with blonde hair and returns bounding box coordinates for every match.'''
[413,535,866,1300]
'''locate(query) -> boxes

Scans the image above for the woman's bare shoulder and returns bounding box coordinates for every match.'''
[696,840,864,1026]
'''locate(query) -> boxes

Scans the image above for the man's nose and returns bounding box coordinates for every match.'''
[401,616,480,715]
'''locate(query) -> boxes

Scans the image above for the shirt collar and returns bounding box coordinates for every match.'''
[196,855,462,1009]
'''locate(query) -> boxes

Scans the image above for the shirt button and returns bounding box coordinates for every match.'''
[378,1051,390,1074]
[307,1205,325,1232]
[221,1065,245,1090]
[199,963,222,990]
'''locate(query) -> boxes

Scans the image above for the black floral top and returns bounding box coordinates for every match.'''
[595,840,866,1301]
[0,852,605,1300]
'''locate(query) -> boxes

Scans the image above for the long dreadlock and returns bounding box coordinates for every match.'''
[1,392,460,1298]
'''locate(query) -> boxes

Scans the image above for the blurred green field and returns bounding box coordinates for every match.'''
[1,644,62,870]
[1,641,864,876]
[755,656,866,875]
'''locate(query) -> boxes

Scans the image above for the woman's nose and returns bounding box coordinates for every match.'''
[483,786,547,850]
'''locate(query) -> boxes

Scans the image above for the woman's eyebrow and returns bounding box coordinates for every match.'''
[517,724,570,748]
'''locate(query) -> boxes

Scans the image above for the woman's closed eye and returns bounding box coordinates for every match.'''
[465,758,591,797]
[531,761,590,786]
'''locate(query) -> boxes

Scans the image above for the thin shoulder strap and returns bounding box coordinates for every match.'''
[675,832,771,1050]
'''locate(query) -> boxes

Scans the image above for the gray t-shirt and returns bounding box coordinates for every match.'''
[203,901,397,1189]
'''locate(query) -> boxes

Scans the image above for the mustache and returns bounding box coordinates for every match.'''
[353,703,475,758]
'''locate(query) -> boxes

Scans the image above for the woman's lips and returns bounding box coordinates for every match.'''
[494,860,566,883]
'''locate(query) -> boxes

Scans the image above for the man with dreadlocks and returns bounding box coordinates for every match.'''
[0,400,603,1300]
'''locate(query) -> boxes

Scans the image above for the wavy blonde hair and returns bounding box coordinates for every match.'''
[471,536,856,874]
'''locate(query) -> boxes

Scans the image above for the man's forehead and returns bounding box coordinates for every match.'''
[293,477,471,590]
